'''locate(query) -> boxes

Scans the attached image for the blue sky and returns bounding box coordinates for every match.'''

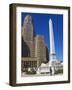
[21,12,63,61]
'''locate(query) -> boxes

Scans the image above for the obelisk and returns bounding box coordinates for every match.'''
[49,18,57,66]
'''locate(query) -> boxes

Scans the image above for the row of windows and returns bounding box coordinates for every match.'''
[22,61,37,68]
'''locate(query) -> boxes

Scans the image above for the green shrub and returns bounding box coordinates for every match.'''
[55,69,63,74]
[26,70,36,74]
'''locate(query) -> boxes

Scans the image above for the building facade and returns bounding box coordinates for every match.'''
[35,36,47,63]
[21,15,49,72]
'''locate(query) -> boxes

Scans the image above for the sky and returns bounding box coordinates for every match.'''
[21,12,63,61]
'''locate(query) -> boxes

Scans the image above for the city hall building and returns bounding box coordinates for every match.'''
[21,15,49,72]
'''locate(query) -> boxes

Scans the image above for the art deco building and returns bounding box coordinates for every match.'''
[22,15,35,57]
[21,15,49,72]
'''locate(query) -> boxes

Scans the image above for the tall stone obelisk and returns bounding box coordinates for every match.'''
[49,19,57,66]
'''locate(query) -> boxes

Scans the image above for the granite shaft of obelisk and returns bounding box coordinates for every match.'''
[49,19,56,55]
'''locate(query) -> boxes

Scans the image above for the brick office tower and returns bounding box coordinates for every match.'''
[35,36,47,67]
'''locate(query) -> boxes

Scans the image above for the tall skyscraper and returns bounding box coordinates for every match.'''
[49,19,57,66]
[35,35,47,63]
[21,15,49,73]
[22,15,33,41]
[22,15,35,57]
